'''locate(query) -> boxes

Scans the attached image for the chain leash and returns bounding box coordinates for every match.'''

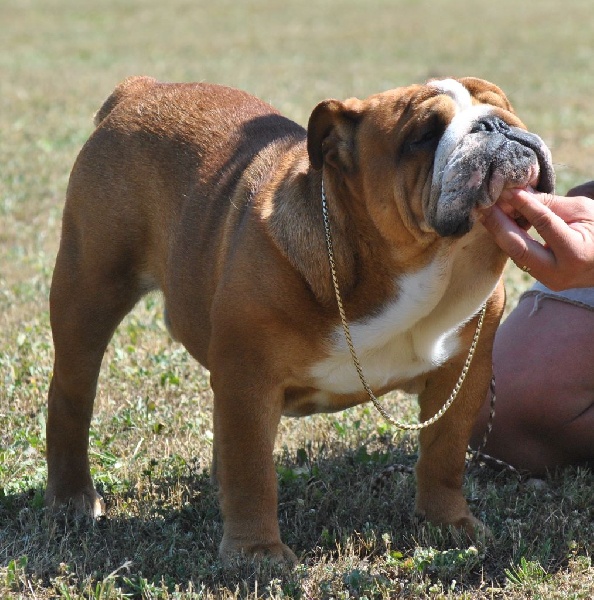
[321,179,487,431]
[472,375,497,462]
[469,375,523,475]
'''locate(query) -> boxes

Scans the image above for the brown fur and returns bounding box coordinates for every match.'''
[46,76,520,563]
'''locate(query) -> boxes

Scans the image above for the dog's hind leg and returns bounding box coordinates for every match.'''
[45,207,146,516]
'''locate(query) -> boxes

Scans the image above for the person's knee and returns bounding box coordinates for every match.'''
[558,400,594,464]
[473,292,594,473]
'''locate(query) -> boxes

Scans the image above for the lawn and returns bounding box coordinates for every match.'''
[1,0,593,597]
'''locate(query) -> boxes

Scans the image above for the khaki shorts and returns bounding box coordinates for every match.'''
[521,282,594,312]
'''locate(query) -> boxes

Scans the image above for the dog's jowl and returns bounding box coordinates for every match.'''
[46,76,554,563]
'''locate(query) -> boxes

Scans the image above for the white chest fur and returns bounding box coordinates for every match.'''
[309,238,498,396]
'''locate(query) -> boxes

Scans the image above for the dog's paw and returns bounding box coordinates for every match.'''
[454,514,492,543]
[416,499,492,544]
[219,539,298,566]
[45,488,105,519]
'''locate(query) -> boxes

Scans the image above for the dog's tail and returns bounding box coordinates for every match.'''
[93,76,158,127]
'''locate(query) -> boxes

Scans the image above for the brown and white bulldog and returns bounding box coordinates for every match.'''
[46,76,554,563]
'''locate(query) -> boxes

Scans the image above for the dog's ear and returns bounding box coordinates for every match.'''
[307,99,362,171]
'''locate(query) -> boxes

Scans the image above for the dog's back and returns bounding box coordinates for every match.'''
[91,76,305,170]
[93,76,155,127]
[64,78,303,285]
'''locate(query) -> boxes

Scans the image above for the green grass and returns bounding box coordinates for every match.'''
[1,0,593,597]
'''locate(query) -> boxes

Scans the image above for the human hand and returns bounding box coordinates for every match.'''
[478,183,594,290]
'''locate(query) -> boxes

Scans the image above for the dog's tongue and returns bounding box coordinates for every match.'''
[488,161,540,206]
[488,172,507,207]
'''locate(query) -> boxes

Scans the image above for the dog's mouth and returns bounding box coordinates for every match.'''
[427,113,555,237]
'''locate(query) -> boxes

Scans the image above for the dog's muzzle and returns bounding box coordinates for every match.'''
[428,114,555,237]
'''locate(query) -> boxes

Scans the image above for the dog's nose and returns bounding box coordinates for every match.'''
[470,115,511,135]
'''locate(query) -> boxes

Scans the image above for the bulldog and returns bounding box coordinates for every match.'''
[46,76,554,563]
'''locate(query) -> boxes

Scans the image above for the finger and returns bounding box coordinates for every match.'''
[490,197,531,229]
[480,205,539,260]
[504,188,592,223]
[479,204,557,274]
[499,190,578,250]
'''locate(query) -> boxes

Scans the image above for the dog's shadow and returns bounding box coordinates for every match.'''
[0,441,419,589]
[1,442,589,596]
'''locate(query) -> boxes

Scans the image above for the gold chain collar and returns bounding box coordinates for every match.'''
[321,178,487,431]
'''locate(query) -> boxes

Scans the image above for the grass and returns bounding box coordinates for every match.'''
[1,0,593,597]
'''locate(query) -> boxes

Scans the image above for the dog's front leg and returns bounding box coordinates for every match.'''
[414,293,503,539]
[210,368,297,565]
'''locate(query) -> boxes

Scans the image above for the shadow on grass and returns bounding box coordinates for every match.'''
[1,442,592,597]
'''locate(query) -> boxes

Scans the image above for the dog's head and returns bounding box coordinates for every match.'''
[307,77,554,240]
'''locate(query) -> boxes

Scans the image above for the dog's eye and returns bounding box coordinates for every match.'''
[410,128,441,150]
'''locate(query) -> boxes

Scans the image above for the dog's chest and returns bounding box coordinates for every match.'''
[308,256,490,397]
